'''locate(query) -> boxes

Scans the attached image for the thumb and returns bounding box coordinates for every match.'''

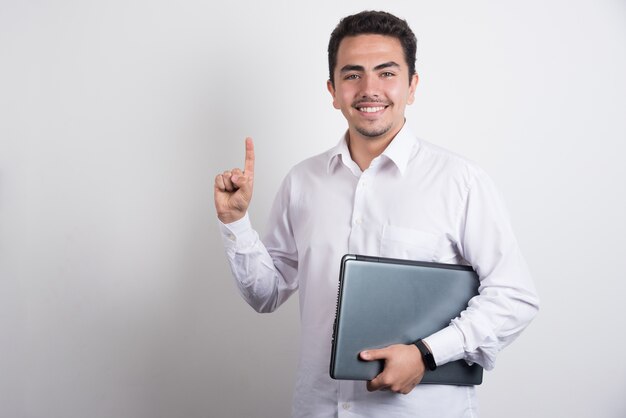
[360,348,389,361]
[231,171,253,191]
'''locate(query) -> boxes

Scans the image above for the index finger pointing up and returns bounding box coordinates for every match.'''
[244,137,255,175]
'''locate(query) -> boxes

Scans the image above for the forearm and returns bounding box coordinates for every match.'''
[425,285,539,369]
[220,213,298,313]
[424,248,540,369]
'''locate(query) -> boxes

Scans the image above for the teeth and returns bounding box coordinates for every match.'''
[359,106,385,113]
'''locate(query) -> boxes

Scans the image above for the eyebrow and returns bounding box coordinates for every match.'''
[339,61,401,73]
[374,61,400,71]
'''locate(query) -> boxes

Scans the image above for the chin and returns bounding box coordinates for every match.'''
[356,124,393,139]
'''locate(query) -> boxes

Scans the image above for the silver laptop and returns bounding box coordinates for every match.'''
[330,254,483,385]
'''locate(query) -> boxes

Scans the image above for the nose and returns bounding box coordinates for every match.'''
[360,73,381,98]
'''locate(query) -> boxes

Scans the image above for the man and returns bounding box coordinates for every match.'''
[214,10,539,418]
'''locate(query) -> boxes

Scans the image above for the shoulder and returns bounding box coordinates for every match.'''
[416,139,477,170]
[414,139,489,185]
[284,147,336,181]
[271,147,336,203]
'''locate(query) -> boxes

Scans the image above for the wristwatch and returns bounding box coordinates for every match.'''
[414,339,437,371]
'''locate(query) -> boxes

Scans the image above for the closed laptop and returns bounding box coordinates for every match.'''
[330,254,483,385]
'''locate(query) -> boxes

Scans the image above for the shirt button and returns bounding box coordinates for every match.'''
[342,402,351,410]
[227,233,235,241]
[354,218,362,225]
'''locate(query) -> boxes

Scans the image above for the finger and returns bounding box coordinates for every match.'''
[360,348,388,361]
[243,137,255,176]
[214,174,226,192]
[366,374,389,392]
[230,168,243,185]
[222,170,235,192]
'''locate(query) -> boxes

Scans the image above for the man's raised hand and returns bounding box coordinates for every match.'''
[214,137,255,224]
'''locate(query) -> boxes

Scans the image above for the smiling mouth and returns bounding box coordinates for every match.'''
[356,105,388,113]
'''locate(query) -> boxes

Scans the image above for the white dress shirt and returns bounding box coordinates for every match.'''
[219,125,539,418]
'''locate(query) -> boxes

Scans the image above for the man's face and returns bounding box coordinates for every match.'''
[327,34,418,141]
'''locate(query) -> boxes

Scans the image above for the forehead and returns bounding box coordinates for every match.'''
[336,34,405,68]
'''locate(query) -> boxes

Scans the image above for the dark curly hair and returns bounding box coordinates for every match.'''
[328,11,417,87]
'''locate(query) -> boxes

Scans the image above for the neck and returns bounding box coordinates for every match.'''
[347,124,403,171]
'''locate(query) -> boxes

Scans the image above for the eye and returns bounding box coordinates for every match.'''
[381,71,395,78]
[344,74,360,80]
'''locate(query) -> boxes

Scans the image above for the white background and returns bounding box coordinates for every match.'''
[1,1,625,417]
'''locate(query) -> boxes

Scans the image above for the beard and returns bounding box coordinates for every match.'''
[355,121,393,138]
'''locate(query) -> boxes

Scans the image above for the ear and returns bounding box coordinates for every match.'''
[327,79,340,109]
[407,73,419,105]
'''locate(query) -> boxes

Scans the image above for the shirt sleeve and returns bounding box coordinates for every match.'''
[218,176,299,313]
[423,166,540,370]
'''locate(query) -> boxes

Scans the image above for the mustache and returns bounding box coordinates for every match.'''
[352,97,390,107]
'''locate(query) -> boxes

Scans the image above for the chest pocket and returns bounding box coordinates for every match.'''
[380,225,441,262]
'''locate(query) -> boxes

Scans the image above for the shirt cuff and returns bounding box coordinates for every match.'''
[218,212,258,250]
[423,324,466,366]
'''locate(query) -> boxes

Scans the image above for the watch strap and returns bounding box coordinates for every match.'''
[414,339,437,371]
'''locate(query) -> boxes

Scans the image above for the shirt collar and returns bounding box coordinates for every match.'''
[326,133,357,175]
[326,123,419,176]
[380,123,418,175]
